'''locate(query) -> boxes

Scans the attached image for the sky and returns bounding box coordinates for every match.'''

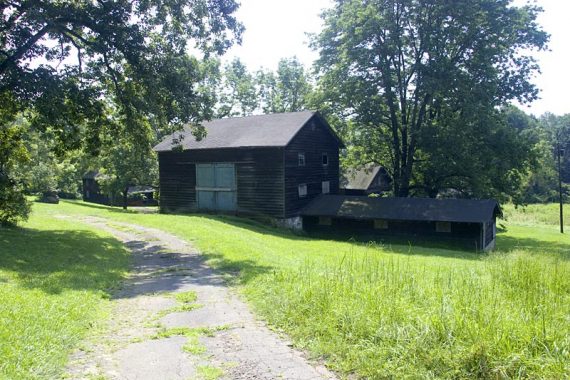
[223,0,570,116]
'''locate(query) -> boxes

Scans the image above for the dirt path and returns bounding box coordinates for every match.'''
[62,216,336,380]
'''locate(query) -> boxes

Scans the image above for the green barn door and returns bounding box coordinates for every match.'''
[196,163,236,211]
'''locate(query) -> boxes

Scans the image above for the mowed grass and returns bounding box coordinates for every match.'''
[35,201,570,378]
[0,205,129,379]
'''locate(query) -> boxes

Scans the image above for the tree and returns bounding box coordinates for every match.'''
[1,0,243,223]
[313,0,548,199]
[216,58,258,117]
[257,57,313,113]
[0,115,30,226]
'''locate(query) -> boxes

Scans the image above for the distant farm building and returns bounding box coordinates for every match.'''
[155,111,501,251]
[82,171,157,206]
[302,196,501,251]
[82,170,109,204]
[340,164,391,195]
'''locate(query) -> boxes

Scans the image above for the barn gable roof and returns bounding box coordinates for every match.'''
[153,111,343,152]
[302,195,501,223]
[341,164,384,190]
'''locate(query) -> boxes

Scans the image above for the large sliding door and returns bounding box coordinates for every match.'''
[196,163,236,211]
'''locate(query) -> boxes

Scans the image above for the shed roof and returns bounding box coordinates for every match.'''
[302,195,501,223]
[341,164,383,190]
[153,111,343,152]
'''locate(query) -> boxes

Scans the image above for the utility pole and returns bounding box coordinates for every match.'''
[557,142,564,233]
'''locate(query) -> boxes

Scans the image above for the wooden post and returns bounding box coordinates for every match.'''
[558,144,564,233]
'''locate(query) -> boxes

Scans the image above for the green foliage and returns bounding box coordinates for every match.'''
[217,58,258,117]
[0,0,243,218]
[202,56,314,117]
[513,111,570,203]
[257,57,313,113]
[312,0,549,199]
[0,204,129,379]
[0,117,31,226]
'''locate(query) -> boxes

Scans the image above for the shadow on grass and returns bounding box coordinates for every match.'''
[496,233,570,257]
[64,200,140,214]
[0,226,129,295]
[184,214,482,261]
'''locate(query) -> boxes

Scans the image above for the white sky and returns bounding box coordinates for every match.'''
[223,0,569,116]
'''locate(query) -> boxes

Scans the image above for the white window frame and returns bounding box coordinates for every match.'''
[298,183,307,198]
[322,153,329,166]
[322,181,330,194]
[298,152,306,166]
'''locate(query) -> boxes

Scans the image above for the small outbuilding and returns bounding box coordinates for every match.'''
[340,164,392,195]
[82,170,110,204]
[302,195,501,251]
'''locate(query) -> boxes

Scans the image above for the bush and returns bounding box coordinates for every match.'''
[0,175,31,226]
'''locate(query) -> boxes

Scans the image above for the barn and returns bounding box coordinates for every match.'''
[153,111,344,227]
[340,164,392,195]
[302,195,501,251]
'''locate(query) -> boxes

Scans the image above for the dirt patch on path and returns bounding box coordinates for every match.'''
[62,216,336,380]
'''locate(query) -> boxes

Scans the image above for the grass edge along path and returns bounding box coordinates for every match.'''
[38,201,570,378]
[0,207,129,380]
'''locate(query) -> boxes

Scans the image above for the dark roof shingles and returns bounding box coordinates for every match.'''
[302,195,500,223]
[153,111,318,152]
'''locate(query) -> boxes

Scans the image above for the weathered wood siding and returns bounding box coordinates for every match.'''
[284,116,341,217]
[158,148,285,217]
[303,217,484,250]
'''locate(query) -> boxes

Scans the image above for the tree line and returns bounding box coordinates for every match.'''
[1,0,568,226]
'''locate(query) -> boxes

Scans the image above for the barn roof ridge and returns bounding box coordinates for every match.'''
[153,110,343,152]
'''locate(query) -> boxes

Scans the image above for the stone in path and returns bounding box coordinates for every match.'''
[62,216,336,380]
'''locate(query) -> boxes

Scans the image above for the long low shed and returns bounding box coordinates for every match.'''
[302,195,501,251]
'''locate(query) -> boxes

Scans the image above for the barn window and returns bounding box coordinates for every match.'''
[318,217,332,226]
[374,219,388,229]
[298,184,307,198]
[322,153,329,166]
[298,153,306,166]
[322,181,330,194]
[436,222,451,233]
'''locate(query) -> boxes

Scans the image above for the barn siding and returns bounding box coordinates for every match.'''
[284,116,341,217]
[158,148,285,217]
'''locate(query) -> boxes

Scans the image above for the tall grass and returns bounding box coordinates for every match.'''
[247,248,570,378]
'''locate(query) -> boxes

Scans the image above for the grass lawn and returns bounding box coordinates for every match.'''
[3,200,570,378]
[0,206,129,379]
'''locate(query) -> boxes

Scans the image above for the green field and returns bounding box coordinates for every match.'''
[1,200,569,379]
[0,208,129,379]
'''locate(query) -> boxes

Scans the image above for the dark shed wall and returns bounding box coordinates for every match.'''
[284,117,341,217]
[158,148,285,217]
[303,216,483,249]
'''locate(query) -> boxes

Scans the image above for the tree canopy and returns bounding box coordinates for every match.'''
[0,0,243,225]
[312,0,549,200]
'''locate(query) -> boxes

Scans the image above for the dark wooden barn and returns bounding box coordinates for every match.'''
[340,164,392,195]
[82,170,110,204]
[302,195,501,251]
[153,111,344,226]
